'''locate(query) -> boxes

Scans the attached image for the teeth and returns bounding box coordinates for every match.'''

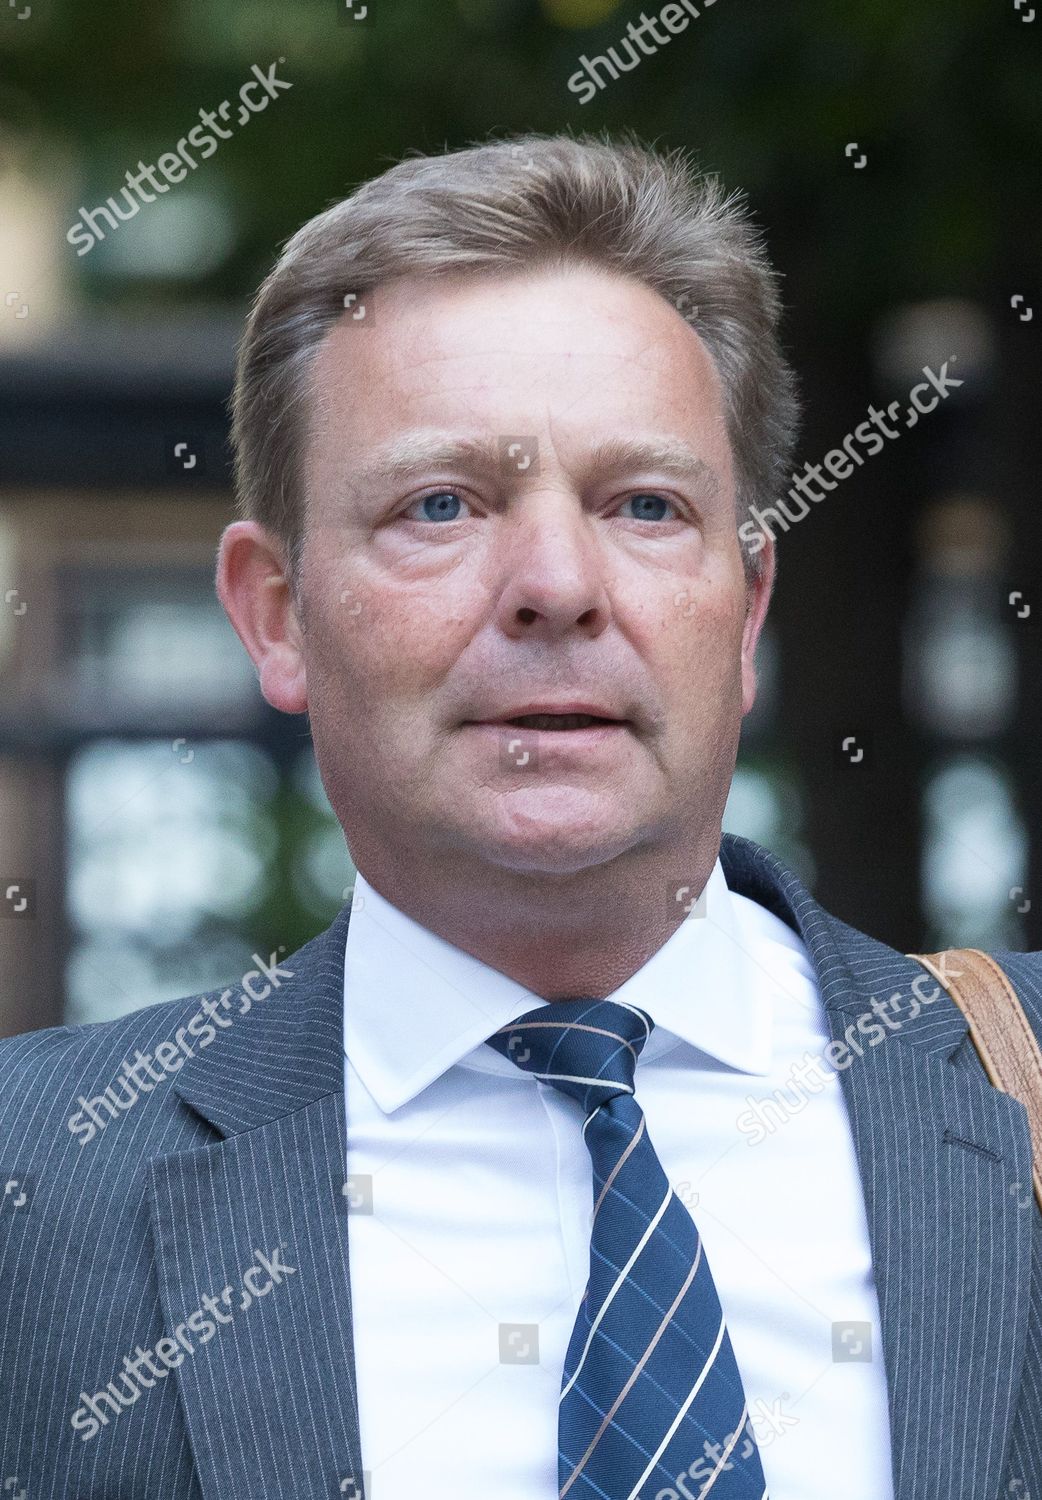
[508,714,608,730]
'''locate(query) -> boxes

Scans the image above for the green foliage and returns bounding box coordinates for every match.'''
[2,0,1038,314]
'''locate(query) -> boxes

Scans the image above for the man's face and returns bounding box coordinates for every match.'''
[296,264,770,878]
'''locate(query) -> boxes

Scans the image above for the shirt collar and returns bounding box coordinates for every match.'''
[343,857,777,1116]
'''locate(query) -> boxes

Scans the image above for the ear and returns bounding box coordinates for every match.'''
[740,536,775,717]
[215,520,308,714]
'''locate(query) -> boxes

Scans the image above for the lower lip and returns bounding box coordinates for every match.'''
[464,721,632,747]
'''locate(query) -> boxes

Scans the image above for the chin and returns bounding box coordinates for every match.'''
[472,788,645,873]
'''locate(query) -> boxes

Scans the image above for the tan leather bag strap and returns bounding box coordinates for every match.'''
[907,947,1042,1212]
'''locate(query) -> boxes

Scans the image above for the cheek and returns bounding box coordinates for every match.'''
[663,599,746,712]
[312,574,476,715]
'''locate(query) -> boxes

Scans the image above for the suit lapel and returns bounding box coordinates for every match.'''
[147,904,367,1500]
[720,834,1035,1500]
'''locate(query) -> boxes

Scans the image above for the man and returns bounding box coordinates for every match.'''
[1,133,1039,1500]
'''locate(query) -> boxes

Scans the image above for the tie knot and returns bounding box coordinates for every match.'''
[485,997,654,1111]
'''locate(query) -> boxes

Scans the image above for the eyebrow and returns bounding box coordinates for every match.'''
[344,433,722,497]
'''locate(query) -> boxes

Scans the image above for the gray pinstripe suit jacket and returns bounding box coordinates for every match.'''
[1,832,1040,1498]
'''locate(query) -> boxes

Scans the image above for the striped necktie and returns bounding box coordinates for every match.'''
[486,996,768,1500]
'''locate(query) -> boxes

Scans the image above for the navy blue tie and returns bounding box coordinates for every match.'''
[486,996,768,1500]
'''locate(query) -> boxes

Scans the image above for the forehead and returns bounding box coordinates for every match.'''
[307,264,731,462]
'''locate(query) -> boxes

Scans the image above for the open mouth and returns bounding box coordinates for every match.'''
[497,714,626,731]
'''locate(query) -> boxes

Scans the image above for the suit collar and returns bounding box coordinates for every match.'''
[172,830,977,1137]
[719,831,974,1057]
[172,903,352,1138]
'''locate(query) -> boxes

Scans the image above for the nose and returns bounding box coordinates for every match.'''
[494,489,613,641]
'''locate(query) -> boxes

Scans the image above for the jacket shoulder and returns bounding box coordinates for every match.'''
[0,983,234,1149]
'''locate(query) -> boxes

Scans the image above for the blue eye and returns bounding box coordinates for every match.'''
[412,490,467,522]
[404,490,676,524]
[621,493,674,521]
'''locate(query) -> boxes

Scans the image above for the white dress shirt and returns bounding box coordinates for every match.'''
[342,857,895,1498]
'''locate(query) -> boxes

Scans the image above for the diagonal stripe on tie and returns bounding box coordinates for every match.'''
[486,997,769,1500]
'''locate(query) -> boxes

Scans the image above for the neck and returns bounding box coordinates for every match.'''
[350,830,722,999]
